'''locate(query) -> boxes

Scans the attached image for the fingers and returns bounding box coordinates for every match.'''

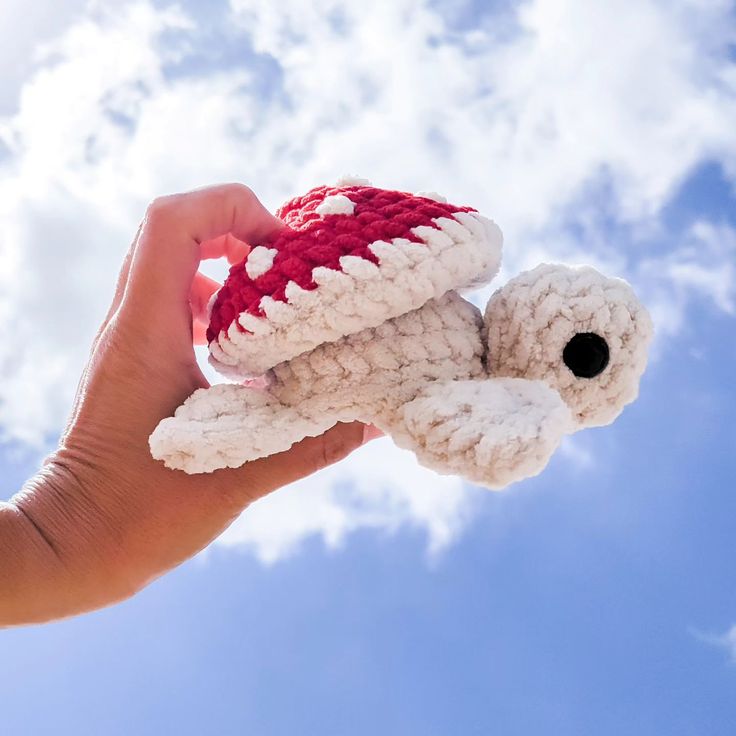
[362,424,384,441]
[192,238,251,344]
[88,221,143,355]
[275,422,368,487]
[200,232,251,265]
[122,183,285,330]
[107,221,143,322]
[98,200,254,349]
[190,272,220,324]
[220,422,369,504]
[192,321,208,346]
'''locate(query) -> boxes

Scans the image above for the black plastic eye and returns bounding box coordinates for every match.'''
[563,333,610,378]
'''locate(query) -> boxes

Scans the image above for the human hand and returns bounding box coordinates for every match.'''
[1,184,374,625]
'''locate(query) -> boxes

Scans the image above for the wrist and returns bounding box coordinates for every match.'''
[4,453,140,624]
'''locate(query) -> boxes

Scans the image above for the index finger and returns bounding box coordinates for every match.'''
[123,183,285,323]
[200,232,251,265]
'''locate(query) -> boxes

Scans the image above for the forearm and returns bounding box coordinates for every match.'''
[0,465,136,627]
[0,497,65,626]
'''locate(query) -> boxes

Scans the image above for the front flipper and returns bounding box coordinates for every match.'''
[149,383,337,474]
[398,378,575,489]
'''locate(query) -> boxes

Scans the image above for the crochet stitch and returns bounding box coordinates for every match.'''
[149,178,654,489]
[206,183,502,377]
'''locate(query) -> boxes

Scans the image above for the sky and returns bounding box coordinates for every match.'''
[1,0,735,733]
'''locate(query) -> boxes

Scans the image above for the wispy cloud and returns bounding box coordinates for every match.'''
[217,437,480,564]
[692,624,736,663]
[637,220,736,340]
[1,0,735,561]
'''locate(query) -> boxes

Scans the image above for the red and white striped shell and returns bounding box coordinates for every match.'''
[207,179,502,377]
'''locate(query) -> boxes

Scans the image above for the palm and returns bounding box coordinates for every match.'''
[33,185,368,616]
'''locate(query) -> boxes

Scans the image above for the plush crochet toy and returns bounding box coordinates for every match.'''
[149,176,653,489]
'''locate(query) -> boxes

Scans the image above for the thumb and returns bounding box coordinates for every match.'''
[226,422,371,503]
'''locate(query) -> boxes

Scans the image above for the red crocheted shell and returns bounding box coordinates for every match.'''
[206,183,502,376]
[208,185,473,343]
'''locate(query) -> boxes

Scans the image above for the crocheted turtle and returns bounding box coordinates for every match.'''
[149,177,653,489]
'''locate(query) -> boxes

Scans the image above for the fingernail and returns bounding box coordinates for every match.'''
[362,424,384,443]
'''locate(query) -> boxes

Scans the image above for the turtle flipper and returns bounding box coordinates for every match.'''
[149,383,336,474]
[395,378,575,489]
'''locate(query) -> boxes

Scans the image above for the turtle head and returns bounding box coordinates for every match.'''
[483,264,653,428]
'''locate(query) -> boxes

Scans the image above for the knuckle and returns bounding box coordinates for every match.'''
[213,183,256,232]
[222,182,255,200]
[143,184,254,220]
[319,425,356,468]
[143,195,177,227]
[221,183,256,219]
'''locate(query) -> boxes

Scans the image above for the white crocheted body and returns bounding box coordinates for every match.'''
[399,378,573,488]
[208,210,502,378]
[269,291,486,420]
[150,263,653,490]
[150,292,487,474]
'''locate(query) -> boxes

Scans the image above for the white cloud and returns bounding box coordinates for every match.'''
[0,0,88,115]
[722,627,736,662]
[665,222,736,316]
[557,435,595,471]
[217,437,479,564]
[229,0,736,236]
[636,220,736,340]
[693,624,736,663]
[0,0,735,560]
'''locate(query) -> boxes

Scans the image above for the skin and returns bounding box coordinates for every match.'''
[0,183,379,628]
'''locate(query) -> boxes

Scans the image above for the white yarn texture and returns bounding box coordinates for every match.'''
[208,209,503,378]
[150,262,653,489]
[484,264,653,428]
[149,183,653,490]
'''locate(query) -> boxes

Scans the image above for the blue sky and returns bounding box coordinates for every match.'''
[1,1,736,734]
[2,327,736,735]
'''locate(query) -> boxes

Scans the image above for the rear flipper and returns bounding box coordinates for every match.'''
[149,383,337,474]
[395,378,575,489]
